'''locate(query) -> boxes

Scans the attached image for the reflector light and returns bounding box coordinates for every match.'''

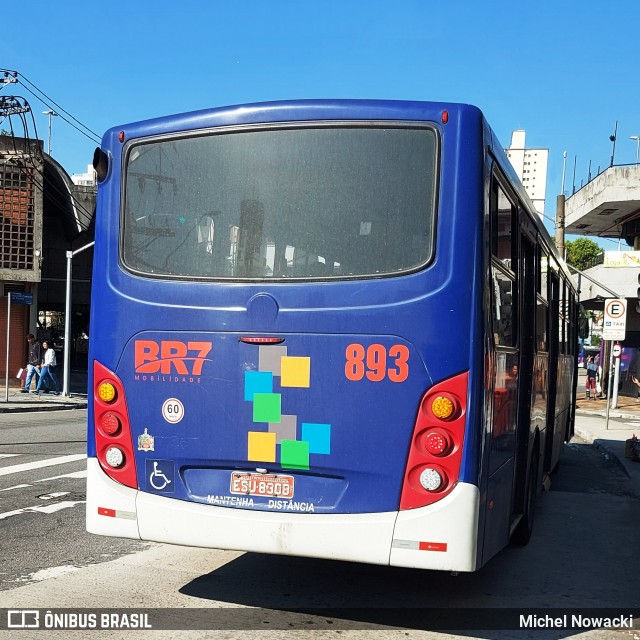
[118,131,125,143]
[419,467,444,492]
[98,507,116,518]
[424,429,450,456]
[105,446,125,469]
[239,336,285,344]
[101,412,121,436]
[419,541,448,552]
[98,382,117,403]
[431,395,455,420]
[442,110,449,124]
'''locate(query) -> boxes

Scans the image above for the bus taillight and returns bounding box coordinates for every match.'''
[93,361,137,489]
[400,371,468,510]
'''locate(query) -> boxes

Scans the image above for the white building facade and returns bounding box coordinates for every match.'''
[505,130,549,217]
[71,164,96,187]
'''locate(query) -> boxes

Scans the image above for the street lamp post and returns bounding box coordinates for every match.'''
[42,110,58,155]
[630,136,640,164]
[63,241,94,397]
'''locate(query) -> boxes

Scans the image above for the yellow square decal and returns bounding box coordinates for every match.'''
[248,431,277,462]
[281,356,311,388]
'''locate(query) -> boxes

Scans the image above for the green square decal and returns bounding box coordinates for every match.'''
[253,393,281,423]
[281,440,309,470]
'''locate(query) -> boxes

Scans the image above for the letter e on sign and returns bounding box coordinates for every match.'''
[603,298,627,341]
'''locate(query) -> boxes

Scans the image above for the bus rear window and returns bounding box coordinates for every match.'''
[122,124,437,280]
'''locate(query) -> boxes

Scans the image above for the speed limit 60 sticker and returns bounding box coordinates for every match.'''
[162,398,185,424]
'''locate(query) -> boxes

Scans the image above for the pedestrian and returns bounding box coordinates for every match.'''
[34,341,60,395]
[585,355,599,400]
[631,375,640,402]
[21,333,42,393]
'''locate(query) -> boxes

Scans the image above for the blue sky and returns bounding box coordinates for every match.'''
[2,0,639,247]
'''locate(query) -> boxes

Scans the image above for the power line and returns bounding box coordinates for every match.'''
[0,82,95,232]
[0,68,101,145]
[2,155,94,232]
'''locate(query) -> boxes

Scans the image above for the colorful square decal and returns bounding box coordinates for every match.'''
[281,356,311,388]
[244,371,273,401]
[253,393,281,423]
[269,414,297,443]
[259,345,288,376]
[302,423,331,454]
[281,439,310,470]
[248,431,277,462]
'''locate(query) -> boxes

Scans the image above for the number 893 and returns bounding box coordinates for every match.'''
[344,343,409,383]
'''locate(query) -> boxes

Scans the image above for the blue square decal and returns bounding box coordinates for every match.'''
[301,423,331,455]
[244,371,273,401]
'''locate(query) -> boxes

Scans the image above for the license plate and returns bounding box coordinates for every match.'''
[230,471,295,499]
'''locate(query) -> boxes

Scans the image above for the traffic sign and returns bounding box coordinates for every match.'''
[9,292,33,305]
[612,343,622,358]
[603,298,627,341]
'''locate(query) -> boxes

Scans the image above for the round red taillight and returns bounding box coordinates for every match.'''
[423,429,452,456]
[101,412,121,436]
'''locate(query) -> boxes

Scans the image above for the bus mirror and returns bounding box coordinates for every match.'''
[93,147,109,182]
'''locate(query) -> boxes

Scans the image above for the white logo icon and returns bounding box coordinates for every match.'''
[8,610,39,628]
[149,461,172,491]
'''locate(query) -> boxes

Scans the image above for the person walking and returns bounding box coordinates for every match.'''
[34,341,59,395]
[21,334,42,393]
[630,374,640,402]
[585,355,599,400]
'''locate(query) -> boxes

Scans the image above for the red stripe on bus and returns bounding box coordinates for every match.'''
[419,542,447,552]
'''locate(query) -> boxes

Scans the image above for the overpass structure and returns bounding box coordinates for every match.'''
[565,163,640,396]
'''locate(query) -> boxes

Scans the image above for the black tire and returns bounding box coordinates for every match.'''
[512,444,539,546]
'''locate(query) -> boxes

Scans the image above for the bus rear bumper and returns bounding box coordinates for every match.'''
[86,459,479,571]
[86,458,140,540]
[390,482,480,572]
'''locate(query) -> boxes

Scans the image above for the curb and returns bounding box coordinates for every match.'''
[0,403,88,413]
[574,426,631,478]
[0,400,88,413]
[575,408,640,421]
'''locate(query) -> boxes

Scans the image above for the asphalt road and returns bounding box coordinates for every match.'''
[0,410,148,590]
[0,410,638,639]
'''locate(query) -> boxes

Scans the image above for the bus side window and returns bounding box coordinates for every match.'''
[490,175,516,347]
[491,180,515,271]
[492,269,514,347]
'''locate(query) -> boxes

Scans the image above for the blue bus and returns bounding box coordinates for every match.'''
[87,100,578,572]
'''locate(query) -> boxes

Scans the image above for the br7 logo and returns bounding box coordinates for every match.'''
[135,340,212,375]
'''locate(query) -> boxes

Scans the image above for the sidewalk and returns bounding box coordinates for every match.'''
[0,368,88,413]
[574,392,640,485]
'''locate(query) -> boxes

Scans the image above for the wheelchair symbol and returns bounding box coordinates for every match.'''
[148,461,173,491]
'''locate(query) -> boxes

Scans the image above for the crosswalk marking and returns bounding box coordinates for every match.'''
[36,469,86,483]
[0,500,85,521]
[0,454,86,477]
[0,453,86,523]
[0,483,30,492]
[38,492,69,500]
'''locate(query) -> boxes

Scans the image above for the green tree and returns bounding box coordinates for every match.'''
[564,237,602,271]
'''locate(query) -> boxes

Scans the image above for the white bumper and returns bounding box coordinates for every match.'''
[86,458,480,572]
